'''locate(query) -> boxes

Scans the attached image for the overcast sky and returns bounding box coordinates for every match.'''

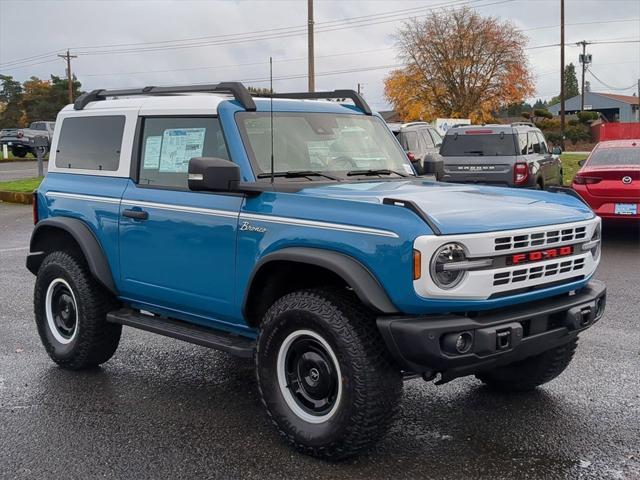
[1,0,639,111]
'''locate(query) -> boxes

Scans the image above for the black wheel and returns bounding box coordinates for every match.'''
[34,250,121,369]
[11,147,27,158]
[255,288,402,459]
[476,338,578,392]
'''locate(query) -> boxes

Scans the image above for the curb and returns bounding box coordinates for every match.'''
[0,190,33,204]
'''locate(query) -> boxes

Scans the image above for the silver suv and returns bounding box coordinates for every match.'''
[440,123,563,189]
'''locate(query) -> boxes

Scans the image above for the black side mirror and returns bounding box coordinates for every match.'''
[551,146,562,155]
[188,157,240,192]
[578,159,585,167]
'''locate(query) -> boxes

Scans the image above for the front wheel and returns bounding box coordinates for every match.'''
[255,288,402,459]
[11,147,27,158]
[476,338,578,392]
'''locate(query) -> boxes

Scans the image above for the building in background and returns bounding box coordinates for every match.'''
[548,92,640,122]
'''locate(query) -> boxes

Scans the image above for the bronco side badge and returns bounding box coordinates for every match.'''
[240,221,267,233]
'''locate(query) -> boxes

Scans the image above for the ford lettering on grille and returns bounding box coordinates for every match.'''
[508,246,573,265]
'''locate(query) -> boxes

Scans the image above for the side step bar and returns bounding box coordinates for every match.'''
[107,309,255,358]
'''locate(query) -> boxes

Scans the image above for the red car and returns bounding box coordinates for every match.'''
[572,139,640,220]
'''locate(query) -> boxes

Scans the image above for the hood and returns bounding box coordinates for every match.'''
[297,179,594,235]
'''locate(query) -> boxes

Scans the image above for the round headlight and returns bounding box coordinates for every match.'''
[430,243,467,289]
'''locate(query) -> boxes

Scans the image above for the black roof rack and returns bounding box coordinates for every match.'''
[268,90,372,115]
[73,82,256,111]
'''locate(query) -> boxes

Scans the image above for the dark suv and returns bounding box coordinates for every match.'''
[388,122,444,178]
[439,123,563,189]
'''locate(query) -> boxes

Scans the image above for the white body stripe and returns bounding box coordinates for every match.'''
[121,200,238,218]
[46,191,121,204]
[240,213,399,238]
[45,192,398,238]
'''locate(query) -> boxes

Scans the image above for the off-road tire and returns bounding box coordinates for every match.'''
[34,250,121,369]
[11,147,27,158]
[476,338,578,392]
[255,288,402,460]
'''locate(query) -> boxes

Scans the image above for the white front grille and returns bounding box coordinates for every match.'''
[413,217,600,300]
[493,257,586,286]
[494,225,587,251]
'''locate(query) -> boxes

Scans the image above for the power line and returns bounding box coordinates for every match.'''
[587,70,638,91]
[0,0,499,66]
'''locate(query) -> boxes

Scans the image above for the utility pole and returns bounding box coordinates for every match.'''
[57,50,77,104]
[560,0,566,150]
[577,40,592,111]
[637,79,640,121]
[307,0,315,93]
[357,83,361,95]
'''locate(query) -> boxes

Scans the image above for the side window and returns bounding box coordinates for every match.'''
[55,115,125,171]
[530,132,541,154]
[402,131,420,152]
[419,129,435,148]
[138,117,228,189]
[518,133,528,155]
[428,128,443,147]
[536,132,548,154]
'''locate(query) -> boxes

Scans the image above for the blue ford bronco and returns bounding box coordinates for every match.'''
[27,83,606,459]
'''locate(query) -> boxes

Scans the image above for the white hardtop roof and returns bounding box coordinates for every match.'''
[59,93,349,116]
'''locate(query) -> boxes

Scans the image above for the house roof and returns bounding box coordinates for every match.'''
[594,92,640,105]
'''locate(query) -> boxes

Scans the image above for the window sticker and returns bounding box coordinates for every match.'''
[143,136,162,168]
[159,128,206,173]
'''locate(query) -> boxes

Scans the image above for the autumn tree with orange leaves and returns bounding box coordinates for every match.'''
[384,8,534,123]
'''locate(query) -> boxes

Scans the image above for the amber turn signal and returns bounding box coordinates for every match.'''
[413,249,422,280]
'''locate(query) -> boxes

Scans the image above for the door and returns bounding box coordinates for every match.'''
[537,132,560,185]
[118,116,243,325]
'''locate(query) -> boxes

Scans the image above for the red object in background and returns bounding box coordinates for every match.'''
[593,123,640,142]
[572,139,640,220]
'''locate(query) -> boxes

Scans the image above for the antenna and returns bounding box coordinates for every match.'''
[270,57,275,184]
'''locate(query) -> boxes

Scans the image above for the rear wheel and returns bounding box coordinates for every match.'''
[476,338,578,392]
[255,288,402,459]
[34,251,121,369]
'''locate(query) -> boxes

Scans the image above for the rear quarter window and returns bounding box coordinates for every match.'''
[55,115,125,171]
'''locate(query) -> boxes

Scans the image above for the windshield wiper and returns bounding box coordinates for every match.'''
[346,168,410,177]
[256,170,341,181]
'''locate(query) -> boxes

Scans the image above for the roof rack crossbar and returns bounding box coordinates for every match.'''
[269,89,372,115]
[73,82,257,111]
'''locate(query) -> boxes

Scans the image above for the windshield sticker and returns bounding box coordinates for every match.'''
[159,128,206,173]
[143,136,162,168]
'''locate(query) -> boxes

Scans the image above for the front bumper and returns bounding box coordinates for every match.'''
[377,280,606,382]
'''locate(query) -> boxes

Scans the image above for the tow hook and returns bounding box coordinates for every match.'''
[565,302,596,330]
[495,329,511,351]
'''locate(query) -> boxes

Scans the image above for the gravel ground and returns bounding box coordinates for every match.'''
[0,202,638,479]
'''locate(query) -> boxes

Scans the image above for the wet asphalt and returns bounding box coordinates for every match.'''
[0,161,48,181]
[0,202,638,480]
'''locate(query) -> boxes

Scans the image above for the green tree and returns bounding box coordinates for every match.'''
[0,75,24,128]
[548,63,580,106]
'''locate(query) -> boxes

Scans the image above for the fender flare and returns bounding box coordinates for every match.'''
[243,247,399,315]
[26,217,117,294]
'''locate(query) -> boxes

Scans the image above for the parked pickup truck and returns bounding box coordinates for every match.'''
[0,121,55,157]
[27,83,605,460]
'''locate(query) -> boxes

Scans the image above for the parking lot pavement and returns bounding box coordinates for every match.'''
[0,161,48,181]
[0,202,638,480]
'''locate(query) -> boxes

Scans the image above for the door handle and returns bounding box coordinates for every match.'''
[122,208,148,220]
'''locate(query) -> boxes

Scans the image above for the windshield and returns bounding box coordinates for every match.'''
[237,112,414,179]
[440,133,518,157]
[588,147,640,167]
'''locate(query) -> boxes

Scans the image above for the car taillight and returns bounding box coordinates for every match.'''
[17,130,24,138]
[32,192,38,224]
[573,175,602,185]
[514,162,529,185]
[407,152,416,162]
